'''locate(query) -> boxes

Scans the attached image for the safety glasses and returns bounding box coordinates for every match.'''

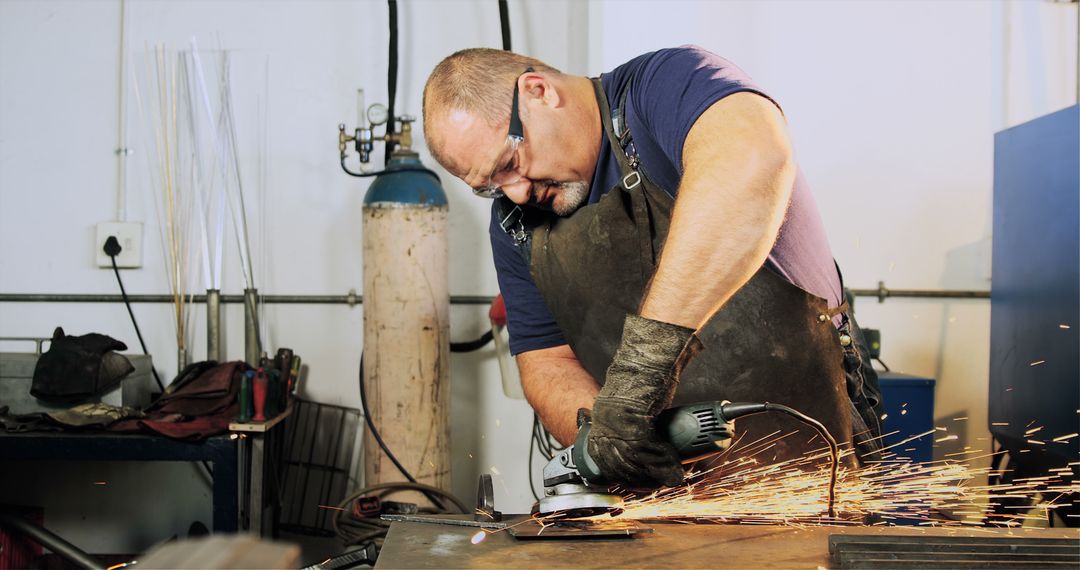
[472,67,533,198]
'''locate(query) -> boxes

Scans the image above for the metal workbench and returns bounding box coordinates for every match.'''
[376,518,1079,569]
[0,431,240,532]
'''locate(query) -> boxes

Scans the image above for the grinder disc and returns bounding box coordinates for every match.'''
[537,483,624,517]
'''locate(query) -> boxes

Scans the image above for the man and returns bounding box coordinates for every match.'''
[423,46,882,489]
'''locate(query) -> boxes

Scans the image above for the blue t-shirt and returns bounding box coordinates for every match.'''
[491,45,842,355]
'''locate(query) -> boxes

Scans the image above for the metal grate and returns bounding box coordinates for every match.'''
[829,534,1080,569]
[278,398,362,536]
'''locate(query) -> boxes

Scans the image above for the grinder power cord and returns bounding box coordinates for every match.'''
[540,399,840,519]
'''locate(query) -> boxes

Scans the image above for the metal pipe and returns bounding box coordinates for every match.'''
[849,281,991,304]
[0,285,991,307]
[243,288,260,366]
[0,511,105,570]
[0,293,494,305]
[207,288,221,362]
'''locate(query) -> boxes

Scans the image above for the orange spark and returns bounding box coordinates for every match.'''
[587,428,1077,530]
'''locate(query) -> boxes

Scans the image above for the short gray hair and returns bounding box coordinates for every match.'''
[423,48,560,169]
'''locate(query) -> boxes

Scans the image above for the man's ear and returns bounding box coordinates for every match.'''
[521,72,562,109]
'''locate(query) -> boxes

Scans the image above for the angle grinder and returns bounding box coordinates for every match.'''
[538,400,840,518]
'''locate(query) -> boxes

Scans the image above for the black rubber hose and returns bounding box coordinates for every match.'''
[450,330,494,353]
[0,512,104,570]
[720,401,840,519]
[385,0,399,164]
[499,0,512,51]
[340,155,441,181]
[358,353,450,511]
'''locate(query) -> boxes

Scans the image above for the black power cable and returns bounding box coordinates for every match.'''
[104,236,165,393]
[722,402,840,519]
[358,353,464,512]
[340,156,441,180]
[527,415,540,501]
[385,0,399,164]
[106,237,215,481]
[499,0,512,51]
[449,330,493,353]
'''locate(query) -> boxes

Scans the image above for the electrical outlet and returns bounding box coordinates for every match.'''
[96,221,143,268]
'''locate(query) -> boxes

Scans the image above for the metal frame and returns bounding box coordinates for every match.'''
[0,432,240,532]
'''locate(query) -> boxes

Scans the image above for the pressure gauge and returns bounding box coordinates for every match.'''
[367,103,390,127]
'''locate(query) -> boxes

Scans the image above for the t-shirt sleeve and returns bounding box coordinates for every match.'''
[488,204,567,355]
[631,45,781,173]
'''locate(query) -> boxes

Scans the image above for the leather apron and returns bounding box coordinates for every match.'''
[500,78,880,466]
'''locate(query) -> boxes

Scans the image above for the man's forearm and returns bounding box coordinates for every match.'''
[640,92,796,330]
[517,344,600,446]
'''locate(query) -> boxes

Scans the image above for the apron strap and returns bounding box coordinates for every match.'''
[591,78,643,190]
[591,78,658,280]
[827,300,849,319]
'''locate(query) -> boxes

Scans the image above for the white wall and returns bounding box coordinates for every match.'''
[0,0,1075,553]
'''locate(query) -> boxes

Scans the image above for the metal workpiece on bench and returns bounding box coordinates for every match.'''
[374,522,1078,569]
[378,513,652,538]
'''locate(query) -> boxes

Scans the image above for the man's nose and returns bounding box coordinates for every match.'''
[501,178,532,205]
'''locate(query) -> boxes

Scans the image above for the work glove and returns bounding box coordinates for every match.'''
[31,327,134,403]
[586,314,704,489]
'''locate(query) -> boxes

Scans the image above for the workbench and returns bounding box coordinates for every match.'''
[0,407,290,536]
[0,431,241,532]
[376,517,1079,569]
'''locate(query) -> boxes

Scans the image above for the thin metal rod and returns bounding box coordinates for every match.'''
[207,288,221,361]
[244,288,260,366]
[849,281,990,304]
[849,289,990,299]
[0,287,989,306]
[0,512,104,570]
[0,288,989,306]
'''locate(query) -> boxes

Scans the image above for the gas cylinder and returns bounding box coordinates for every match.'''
[362,145,449,503]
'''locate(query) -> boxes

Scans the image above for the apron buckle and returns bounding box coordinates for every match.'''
[622,171,641,189]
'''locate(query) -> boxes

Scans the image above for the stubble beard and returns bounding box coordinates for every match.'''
[547,181,590,216]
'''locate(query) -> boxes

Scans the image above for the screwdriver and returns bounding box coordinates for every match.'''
[239,369,254,423]
[253,367,269,422]
[288,356,302,396]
